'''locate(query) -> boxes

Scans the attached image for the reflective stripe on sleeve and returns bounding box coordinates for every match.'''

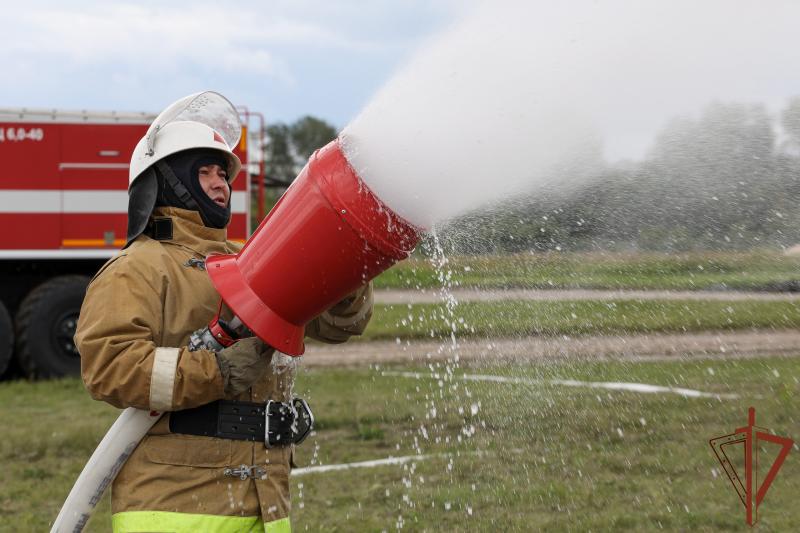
[149,347,180,411]
[112,511,262,532]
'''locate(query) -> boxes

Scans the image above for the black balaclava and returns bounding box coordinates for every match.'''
[156,148,232,229]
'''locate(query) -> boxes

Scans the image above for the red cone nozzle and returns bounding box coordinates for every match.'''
[206,139,421,355]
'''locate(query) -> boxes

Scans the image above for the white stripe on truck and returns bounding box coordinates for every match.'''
[0,190,248,213]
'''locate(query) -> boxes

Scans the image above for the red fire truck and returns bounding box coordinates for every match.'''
[0,106,265,379]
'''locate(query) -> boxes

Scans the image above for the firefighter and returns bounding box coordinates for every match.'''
[75,93,372,533]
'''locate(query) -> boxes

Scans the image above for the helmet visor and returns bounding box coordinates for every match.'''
[146,91,241,154]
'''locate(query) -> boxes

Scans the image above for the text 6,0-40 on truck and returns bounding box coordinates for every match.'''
[0,106,265,379]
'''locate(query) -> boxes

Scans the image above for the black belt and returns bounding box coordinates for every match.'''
[169,398,314,448]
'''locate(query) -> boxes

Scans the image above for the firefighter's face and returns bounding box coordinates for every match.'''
[198,164,230,208]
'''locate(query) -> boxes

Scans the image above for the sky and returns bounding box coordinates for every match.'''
[3,0,800,162]
[0,0,467,130]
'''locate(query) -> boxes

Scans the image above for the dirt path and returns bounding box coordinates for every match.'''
[302,329,800,367]
[374,288,800,304]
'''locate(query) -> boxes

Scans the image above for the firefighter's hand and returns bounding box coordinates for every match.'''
[215,337,274,396]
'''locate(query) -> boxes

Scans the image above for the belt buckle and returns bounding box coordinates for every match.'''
[264,398,315,448]
[292,397,314,445]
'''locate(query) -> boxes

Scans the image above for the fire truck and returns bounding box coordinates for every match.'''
[0,106,266,379]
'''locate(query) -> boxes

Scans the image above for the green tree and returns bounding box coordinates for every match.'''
[263,116,338,188]
[290,116,338,161]
[263,123,296,187]
[257,116,338,218]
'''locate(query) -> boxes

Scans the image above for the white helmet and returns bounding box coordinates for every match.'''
[129,91,243,186]
[125,91,244,246]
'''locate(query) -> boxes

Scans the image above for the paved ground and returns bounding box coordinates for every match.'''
[302,329,800,367]
[374,288,800,304]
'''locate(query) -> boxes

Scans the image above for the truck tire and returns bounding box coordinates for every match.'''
[15,275,89,379]
[0,302,12,377]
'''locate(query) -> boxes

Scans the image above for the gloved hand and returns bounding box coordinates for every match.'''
[215,337,274,396]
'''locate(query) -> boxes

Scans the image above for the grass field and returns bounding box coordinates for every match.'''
[1,355,798,531]
[374,250,800,291]
[3,250,799,530]
[361,299,800,341]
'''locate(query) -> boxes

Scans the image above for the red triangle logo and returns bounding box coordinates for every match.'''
[710,408,793,526]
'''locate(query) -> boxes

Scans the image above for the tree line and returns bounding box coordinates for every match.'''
[440,98,800,253]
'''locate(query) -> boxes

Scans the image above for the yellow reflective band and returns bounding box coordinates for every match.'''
[264,517,291,533]
[112,511,262,532]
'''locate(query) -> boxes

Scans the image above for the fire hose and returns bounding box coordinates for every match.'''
[49,319,244,533]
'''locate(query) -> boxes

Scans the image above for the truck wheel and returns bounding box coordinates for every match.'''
[15,275,89,379]
[0,302,12,377]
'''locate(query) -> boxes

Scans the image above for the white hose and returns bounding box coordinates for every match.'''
[50,408,163,533]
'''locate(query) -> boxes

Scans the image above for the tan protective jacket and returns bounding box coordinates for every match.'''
[76,207,373,532]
